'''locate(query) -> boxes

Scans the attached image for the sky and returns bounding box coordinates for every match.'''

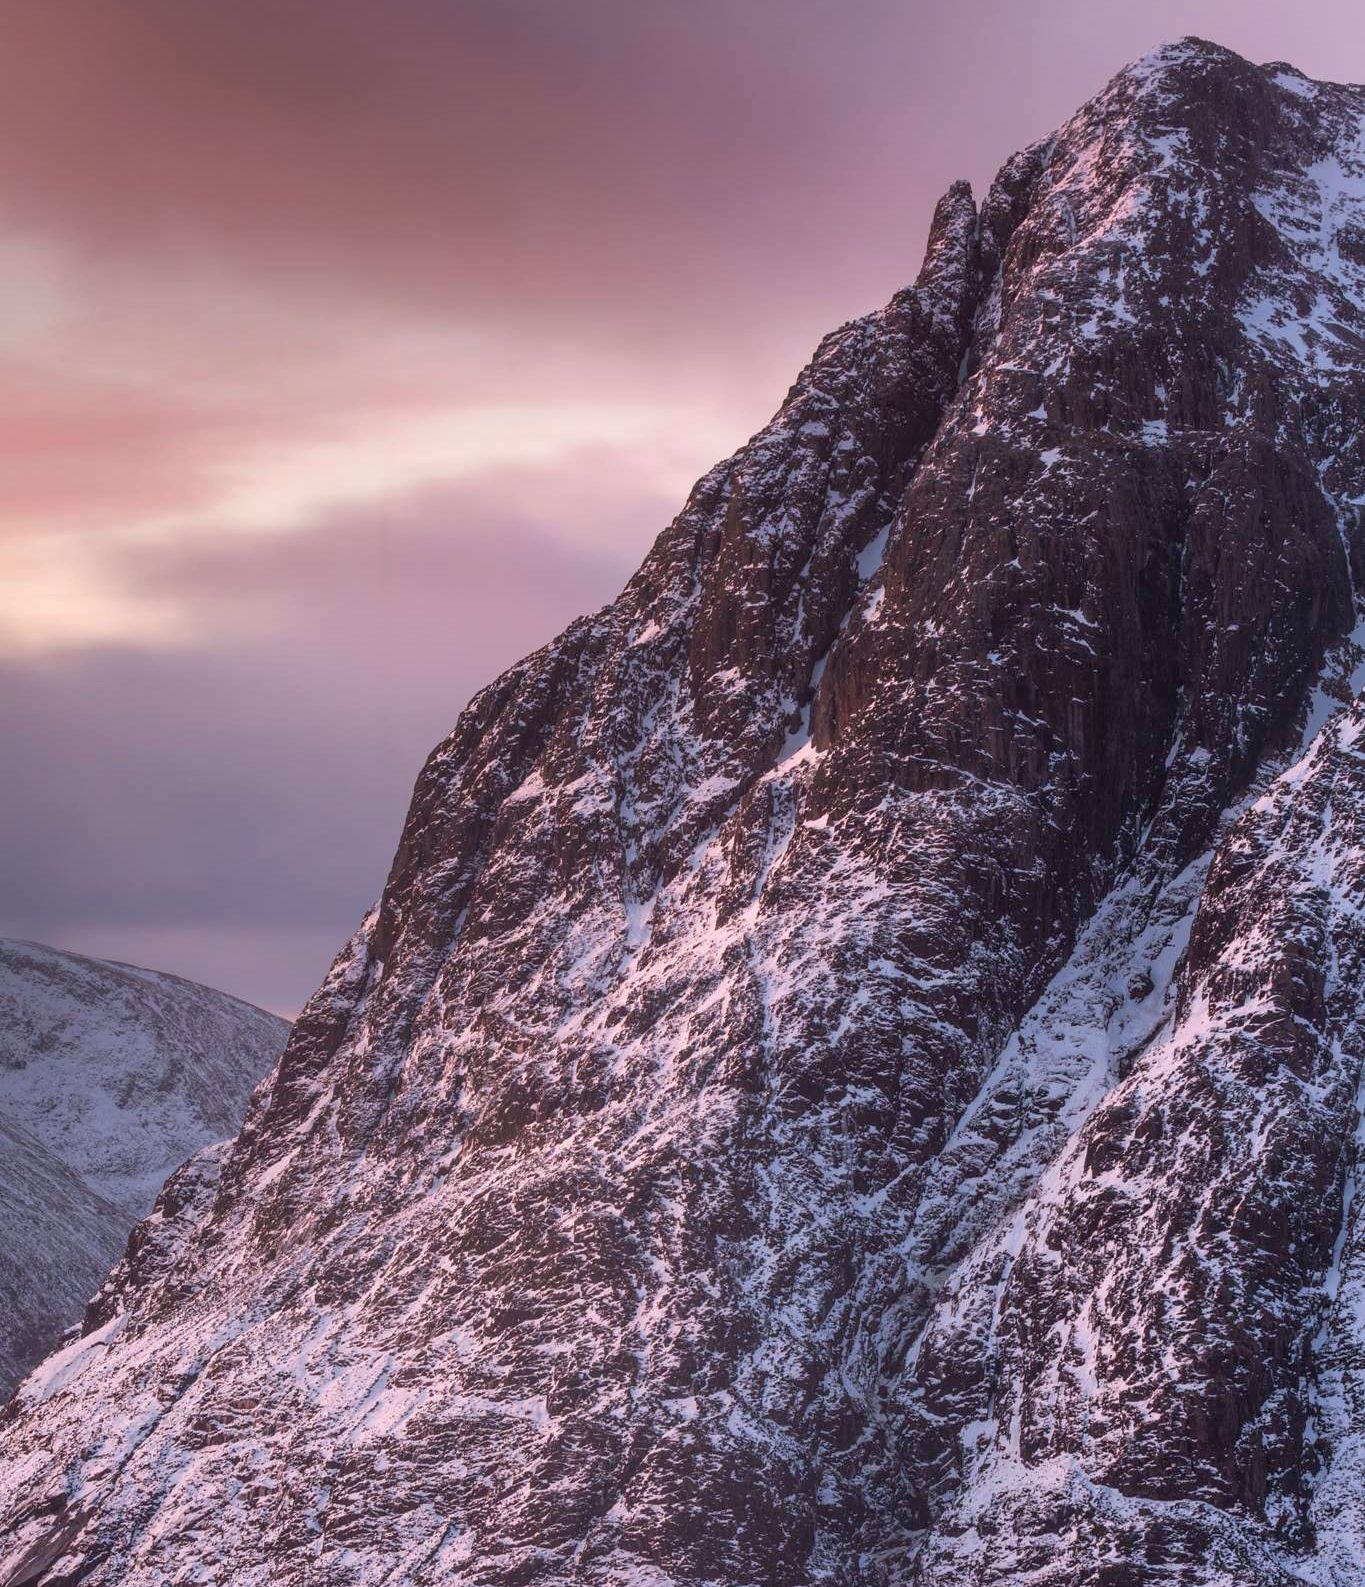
[5,0,1365,1016]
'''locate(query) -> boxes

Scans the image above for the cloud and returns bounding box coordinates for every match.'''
[0,394,735,653]
[0,457,661,1013]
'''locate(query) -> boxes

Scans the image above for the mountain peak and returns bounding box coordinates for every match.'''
[4,42,1365,1587]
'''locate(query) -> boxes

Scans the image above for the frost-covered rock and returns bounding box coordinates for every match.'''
[3,36,1365,1587]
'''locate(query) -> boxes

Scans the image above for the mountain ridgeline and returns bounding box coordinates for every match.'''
[4,37,1365,1587]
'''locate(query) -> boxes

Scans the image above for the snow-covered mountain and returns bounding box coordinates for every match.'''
[0,939,288,1395]
[4,36,1365,1586]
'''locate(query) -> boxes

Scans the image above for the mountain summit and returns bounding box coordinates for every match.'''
[4,37,1365,1587]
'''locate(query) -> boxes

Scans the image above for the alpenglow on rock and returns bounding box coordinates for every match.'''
[0,940,288,1398]
[4,36,1365,1587]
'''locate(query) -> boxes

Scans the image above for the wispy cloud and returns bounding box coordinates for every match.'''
[0,460,662,1012]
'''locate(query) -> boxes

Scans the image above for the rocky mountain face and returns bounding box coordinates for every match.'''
[3,35,1365,1587]
[0,940,288,1396]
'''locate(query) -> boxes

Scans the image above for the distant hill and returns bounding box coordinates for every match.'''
[0,938,287,1393]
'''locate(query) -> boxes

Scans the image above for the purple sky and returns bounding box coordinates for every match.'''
[6,1,1365,1015]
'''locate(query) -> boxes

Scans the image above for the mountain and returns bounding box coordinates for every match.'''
[3,34,1365,1586]
[0,939,288,1396]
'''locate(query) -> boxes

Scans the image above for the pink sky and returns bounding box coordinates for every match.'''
[6,0,1365,1014]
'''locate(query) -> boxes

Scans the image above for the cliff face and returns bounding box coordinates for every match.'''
[0,939,288,1397]
[4,37,1365,1587]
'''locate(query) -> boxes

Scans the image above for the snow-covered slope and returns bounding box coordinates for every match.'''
[3,36,1365,1587]
[0,1120,128,1405]
[0,940,288,1394]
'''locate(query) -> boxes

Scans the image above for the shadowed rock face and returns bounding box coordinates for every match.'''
[4,36,1365,1587]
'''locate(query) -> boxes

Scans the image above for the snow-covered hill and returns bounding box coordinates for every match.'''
[0,939,288,1393]
[3,36,1365,1587]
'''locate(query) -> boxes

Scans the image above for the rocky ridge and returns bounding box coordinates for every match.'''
[3,36,1365,1587]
